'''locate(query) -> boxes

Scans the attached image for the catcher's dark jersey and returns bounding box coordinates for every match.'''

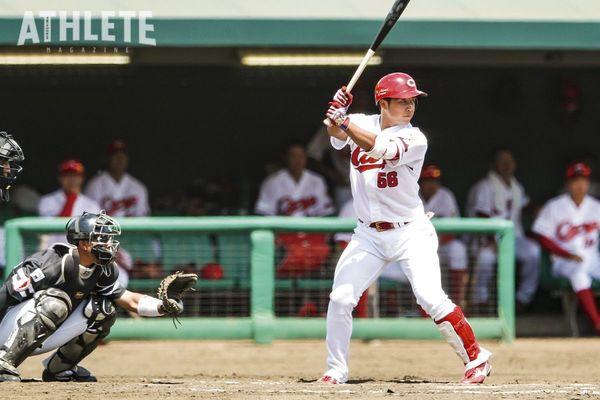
[0,243,124,318]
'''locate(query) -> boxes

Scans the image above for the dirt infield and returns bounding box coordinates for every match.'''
[2,338,600,399]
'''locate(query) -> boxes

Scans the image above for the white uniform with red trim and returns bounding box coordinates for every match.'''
[532,194,600,291]
[323,114,488,383]
[466,172,540,305]
[254,169,334,216]
[38,190,101,218]
[85,172,150,217]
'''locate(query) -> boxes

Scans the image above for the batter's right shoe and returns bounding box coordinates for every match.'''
[42,365,97,383]
[460,361,492,384]
[317,375,340,384]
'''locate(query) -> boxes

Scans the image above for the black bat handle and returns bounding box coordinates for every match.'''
[370,0,412,51]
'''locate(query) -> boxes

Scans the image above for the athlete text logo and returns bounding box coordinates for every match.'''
[17,11,156,46]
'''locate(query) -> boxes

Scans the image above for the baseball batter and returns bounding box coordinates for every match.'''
[466,149,540,308]
[320,73,491,385]
[532,162,600,333]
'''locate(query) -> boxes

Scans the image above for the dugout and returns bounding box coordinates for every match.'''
[0,0,599,214]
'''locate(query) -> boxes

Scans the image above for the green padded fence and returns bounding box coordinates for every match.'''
[3,217,515,343]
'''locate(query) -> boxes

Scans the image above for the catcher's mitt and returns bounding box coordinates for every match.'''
[157,271,198,327]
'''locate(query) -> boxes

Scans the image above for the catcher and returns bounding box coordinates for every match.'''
[0,211,197,382]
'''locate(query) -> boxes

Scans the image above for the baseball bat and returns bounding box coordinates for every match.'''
[323,0,413,126]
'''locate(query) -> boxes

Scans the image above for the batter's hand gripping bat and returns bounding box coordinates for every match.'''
[323,0,413,126]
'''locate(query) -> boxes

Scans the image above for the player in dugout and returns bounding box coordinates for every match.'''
[532,161,600,334]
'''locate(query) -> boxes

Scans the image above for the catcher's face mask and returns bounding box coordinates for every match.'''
[89,213,121,267]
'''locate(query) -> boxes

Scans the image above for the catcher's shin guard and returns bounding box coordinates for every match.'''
[44,295,116,377]
[0,288,71,370]
[435,306,491,367]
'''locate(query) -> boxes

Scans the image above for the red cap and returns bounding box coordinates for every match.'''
[566,161,591,179]
[420,164,442,180]
[107,139,127,155]
[59,159,84,175]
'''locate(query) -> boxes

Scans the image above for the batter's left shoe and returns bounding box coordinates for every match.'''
[461,361,492,384]
[317,375,340,384]
[42,365,97,382]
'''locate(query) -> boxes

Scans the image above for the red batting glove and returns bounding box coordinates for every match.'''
[326,101,350,130]
[333,86,353,108]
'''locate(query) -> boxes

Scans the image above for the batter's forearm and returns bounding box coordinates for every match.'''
[326,125,348,142]
[345,122,376,151]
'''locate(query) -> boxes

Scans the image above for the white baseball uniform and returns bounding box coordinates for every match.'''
[336,187,467,284]
[532,194,600,291]
[323,114,490,383]
[466,172,541,304]
[85,172,150,217]
[254,169,334,217]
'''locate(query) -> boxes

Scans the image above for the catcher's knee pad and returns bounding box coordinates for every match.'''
[83,295,117,334]
[329,284,357,313]
[0,289,71,368]
[45,296,115,375]
[34,288,72,331]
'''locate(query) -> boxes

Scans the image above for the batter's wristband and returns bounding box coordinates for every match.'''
[340,117,350,131]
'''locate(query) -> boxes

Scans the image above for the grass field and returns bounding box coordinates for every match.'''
[2,338,599,399]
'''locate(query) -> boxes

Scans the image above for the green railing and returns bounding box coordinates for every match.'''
[3,217,515,343]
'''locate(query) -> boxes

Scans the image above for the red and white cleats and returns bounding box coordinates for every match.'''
[461,361,492,384]
[317,374,340,384]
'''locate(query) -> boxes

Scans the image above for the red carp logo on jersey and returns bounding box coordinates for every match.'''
[351,147,386,172]
[278,196,317,215]
[556,221,599,241]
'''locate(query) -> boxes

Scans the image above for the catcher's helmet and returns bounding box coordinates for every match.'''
[66,211,121,267]
[0,131,25,202]
[374,72,428,105]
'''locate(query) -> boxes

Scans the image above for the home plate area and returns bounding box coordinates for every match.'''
[3,339,599,400]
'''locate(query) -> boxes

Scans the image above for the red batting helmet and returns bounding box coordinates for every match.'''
[374,72,428,105]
